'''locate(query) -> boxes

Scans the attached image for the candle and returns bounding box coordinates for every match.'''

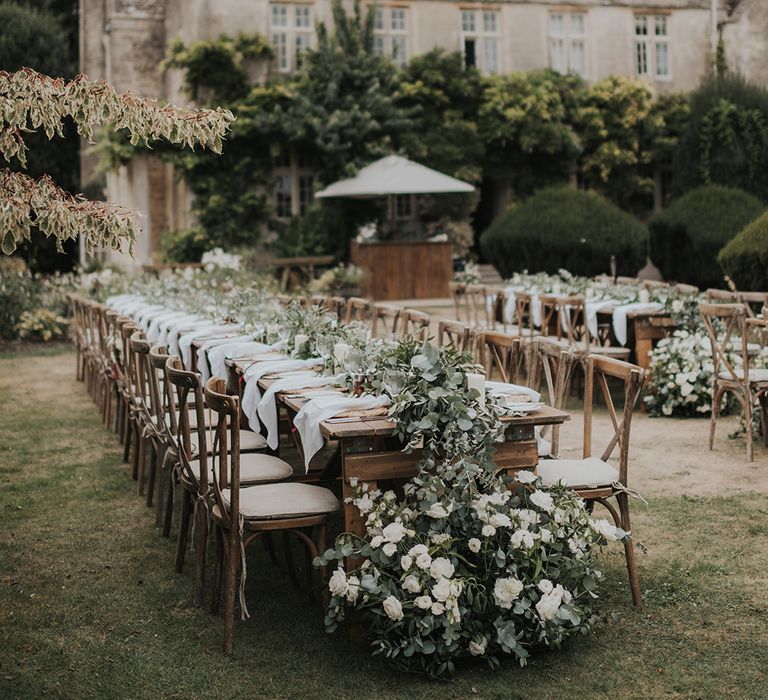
[334,342,351,364]
[467,372,486,406]
[552,282,561,295]
[293,333,308,354]
[639,289,650,304]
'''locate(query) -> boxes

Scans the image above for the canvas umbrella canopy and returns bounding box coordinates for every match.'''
[314,155,474,198]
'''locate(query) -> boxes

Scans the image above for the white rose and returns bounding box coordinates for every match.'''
[355,494,373,513]
[382,543,397,557]
[468,537,481,553]
[430,602,445,616]
[535,587,564,621]
[540,528,553,543]
[529,490,555,513]
[516,470,536,484]
[429,557,455,580]
[593,518,620,541]
[408,544,428,557]
[415,552,432,570]
[348,477,359,487]
[400,555,413,571]
[493,576,524,609]
[370,535,383,549]
[537,578,554,594]
[509,529,526,548]
[414,595,433,610]
[382,522,406,543]
[489,512,512,528]
[402,575,421,594]
[382,595,404,621]
[431,577,452,602]
[469,636,487,656]
[328,568,348,597]
[522,531,535,549]
[346,575,360,603]
[481,524,496,537]
[425,502,449,519]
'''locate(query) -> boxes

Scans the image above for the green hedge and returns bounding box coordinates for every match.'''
[648,185,764,288]
[718,210,768,291]
[479,186,648,278]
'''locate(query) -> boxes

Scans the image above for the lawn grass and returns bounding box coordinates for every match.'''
[1,350,767,699]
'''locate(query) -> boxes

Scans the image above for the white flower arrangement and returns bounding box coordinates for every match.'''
[201,247,242,272]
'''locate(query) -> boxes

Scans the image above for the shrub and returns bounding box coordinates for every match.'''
[479,186,648,279]
[16,309,69,342]
[648,185,764,288]
[718,209,768,291]
[0,258,39,340]
[159,227,213,263]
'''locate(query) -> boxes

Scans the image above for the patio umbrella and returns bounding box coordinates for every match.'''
[314,155,474,198]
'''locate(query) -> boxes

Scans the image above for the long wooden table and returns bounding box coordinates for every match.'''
[227,357,570,539]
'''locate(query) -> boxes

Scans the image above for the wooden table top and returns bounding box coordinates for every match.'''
[227,357,570,441]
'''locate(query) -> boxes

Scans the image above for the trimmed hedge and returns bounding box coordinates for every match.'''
[648,185,764,289]
[718,210,768,291]
[479,186,648,279]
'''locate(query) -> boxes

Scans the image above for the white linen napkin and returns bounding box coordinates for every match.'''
[178,323,240,368]
[612,302,664,346]
[257,372,344,450]
[146,311,188,340]
[293,394,391,472]
[242,358,324,431]
[197,334,254,382]
[485,380,541,402]
[207,340,271,380]
[159,315,203,348]
[585,299,618,339]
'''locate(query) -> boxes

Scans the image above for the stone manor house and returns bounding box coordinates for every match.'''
[79,0,768,267]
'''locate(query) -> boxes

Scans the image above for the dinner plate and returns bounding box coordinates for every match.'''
[502,402,543,415]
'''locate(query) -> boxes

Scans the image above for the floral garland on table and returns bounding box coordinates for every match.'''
[317,339,627,678]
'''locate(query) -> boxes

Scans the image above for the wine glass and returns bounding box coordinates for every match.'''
[382,369,406,397]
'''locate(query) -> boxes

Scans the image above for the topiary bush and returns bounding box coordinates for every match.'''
[648,185,764,289]
[718,210,768,291]
[479,186,648,279]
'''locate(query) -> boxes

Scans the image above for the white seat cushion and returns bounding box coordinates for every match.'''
[718,368,768,383]
[538,457,619,489]
[191,430,267,454]
[188,452,293,484]
[222,483,340,520]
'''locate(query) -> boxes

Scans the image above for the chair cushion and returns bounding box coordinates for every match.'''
[191,430,268,454]
[222,483,340,520]
[718,368,768,383]
[188,452,293,484]
[590,346,631,357]
[538,457,619,489]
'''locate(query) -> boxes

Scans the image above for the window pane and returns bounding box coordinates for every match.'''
[461,11,475,33]
[275,174,292,217]
[374,8,384,31]
[655,41,669,76]
[635,15,648,36]
[635,40,648,75]
[654,15,668,36]
[271,4,288,27]
[483,37,499,74]
[391,8,406,32]
[549,38,565,73]
[570,13,584,36]
[392,35,407,66]
[570,39,585,76]
[373,35,385,55]
[295,5,311,28]
[296,32,311,57]
[464,38,476,67]
[549,13,564,36]
[483,11,497,34]
[274,32,288,70]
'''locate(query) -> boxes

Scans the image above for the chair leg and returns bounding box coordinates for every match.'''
[744,394,754,463]
[137,432,146,495]
[162,470,175,538]
[211,524,224,615]
[760,395,768,448]
[194,504,209,608]
[175,488,192,573]
[154,447,167,528]
[617,493,642,607]
[709,386,723,451]
[223,535,239,655]
[146,441,157,508]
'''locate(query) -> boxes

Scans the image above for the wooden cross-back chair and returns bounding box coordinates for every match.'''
[401,309,431,341]
[615,276,640,286]
[478,332,525,384]
[674,283,699,294]
[538,354,647,606]
[449,282,466,322]
[343,296,371,324]
[464,284,494,329]
[437,320,475,354]
[509,290,536,339]
[117,319,139,464]
[530,339,577,458]
[204,377,339,654]
[128,331,155,498]
[699,303,768,462]
[706,288,739,304]
[642,279,668,289]
[372,303,402,338]
[739,291,768,319]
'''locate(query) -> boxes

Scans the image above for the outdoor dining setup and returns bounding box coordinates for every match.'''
[64,263,767,675]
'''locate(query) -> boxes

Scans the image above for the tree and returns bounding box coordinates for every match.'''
[0,68,235,256]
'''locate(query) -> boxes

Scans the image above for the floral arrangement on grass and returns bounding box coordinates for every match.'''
[201,247,242,272]
[308,263,365,294]
[16,308,69,342]
[452,261,480,285]
[317,339,627,678]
